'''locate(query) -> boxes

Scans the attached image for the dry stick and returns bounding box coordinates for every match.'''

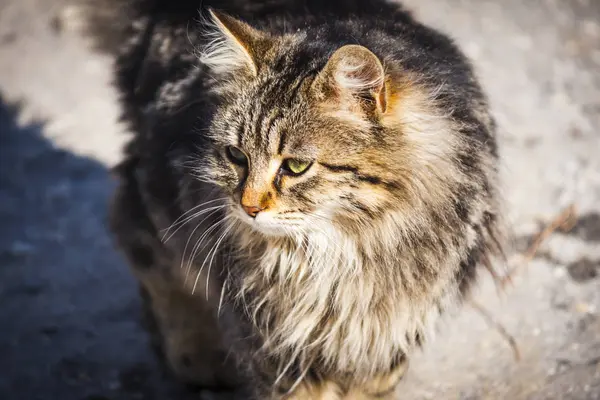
[470,204,578,362]
[469,298,521,362]
[501,204,578,287]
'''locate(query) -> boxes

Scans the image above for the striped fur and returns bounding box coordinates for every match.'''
[82,0,504,398]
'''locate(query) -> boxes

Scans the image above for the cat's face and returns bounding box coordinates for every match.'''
[205,86,371,236]
[197,11,398,237]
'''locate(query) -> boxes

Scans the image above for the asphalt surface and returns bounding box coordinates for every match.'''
[0,0,599,399]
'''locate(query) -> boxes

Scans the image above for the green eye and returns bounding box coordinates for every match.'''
[282,159,312,176]
[226,146,248,165]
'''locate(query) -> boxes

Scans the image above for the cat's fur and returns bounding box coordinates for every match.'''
[82,0,504,398]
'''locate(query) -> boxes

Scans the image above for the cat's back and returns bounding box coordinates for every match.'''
[84,0,415,91]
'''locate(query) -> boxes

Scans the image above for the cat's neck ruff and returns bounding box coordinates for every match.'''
[233,211,459,380]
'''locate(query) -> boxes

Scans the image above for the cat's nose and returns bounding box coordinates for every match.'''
[241,204,263,218]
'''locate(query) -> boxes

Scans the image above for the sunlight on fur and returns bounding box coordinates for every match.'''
[85,0,504,398]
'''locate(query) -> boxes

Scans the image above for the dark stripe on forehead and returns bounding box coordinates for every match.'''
[253,78,283,150]
[247,81,269,144]
[272,70,319,154]
[253,102,271,149]
[285,68,319,107]
[285,75,307,106]
[264,108,283,153]
[242,101,256,144]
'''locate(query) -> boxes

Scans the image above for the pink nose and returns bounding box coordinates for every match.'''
[242,204,263,218]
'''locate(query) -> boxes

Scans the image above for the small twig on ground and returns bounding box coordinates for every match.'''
[501,204,578,287]
[470,204,578,363]
[469,298,521,362]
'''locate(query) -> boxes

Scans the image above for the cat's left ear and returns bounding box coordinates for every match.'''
[200,9,272,76]
[312,45,388,115]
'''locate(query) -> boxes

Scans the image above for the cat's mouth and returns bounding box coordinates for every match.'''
[233,206,303,237]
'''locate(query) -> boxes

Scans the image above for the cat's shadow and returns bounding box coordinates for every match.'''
[0,98,236,400]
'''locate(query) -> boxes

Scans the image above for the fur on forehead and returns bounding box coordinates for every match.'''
[199,11,388,116]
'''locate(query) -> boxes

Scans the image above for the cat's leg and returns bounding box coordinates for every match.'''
[109,183,239,389]
[267,356,407,399]
[281,363,407,400]
[349,357,409,399]
[136,267,238,389]
[282,380,345,400]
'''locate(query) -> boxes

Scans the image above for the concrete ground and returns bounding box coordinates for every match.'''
[0,0,599,399]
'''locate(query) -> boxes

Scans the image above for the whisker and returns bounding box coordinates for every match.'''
[204,221,236,299]
[161,197,227,241]
[179,207,225,278]
[163,204,227,243]
[218,272,230,316]
[185,215,230,280]
[191,216,234,295]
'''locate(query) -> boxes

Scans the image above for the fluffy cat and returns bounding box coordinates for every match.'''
[82,0,504,398]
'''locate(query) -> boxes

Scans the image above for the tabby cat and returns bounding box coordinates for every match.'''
[83,0,503,398]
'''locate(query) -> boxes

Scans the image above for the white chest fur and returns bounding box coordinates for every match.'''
[236,225,458,381]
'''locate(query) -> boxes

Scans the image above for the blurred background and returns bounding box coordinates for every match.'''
[0,0,599,399]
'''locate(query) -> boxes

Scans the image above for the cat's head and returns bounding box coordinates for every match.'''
[194,11,448,237]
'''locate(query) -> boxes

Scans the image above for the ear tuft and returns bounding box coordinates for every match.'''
[199,9,270,76]
[313,45,387,114]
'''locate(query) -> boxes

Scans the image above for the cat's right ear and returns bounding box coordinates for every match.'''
[311,45,388,116]
[200,9,272,76]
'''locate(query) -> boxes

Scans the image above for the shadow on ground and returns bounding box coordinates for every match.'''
[0,99,201,400]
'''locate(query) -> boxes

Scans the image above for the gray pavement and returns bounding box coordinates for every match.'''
[0,0,599,399]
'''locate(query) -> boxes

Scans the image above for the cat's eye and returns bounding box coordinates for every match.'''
[281,159,312,176]
[226,146,248,166]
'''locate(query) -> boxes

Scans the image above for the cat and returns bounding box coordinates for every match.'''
[81,0,504,398]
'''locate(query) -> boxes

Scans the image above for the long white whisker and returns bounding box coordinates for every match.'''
[180,207,225,278]
[180,219,209,275]
[218,272,230,316]
[185,215,230,280]
[163,204,227,244]
[163,197,224,234]
[161,197,227,241]
[192,217,234,295]
[204,221,235,299]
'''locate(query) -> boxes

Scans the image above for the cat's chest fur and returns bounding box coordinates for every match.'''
[232,224,458,380]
